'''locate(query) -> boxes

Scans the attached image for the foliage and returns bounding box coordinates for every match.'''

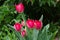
[0,25,17,40]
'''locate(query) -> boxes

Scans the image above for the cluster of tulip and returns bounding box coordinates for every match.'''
[14,2,43,37]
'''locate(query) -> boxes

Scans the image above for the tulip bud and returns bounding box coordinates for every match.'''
[15,3,24,13]
[34,20,42,30]
[26,19,34,29]
[21,21,25,26]
[21,30,26,37]
[14,23,22,31]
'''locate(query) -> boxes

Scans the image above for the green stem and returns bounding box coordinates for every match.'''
[21,12,26,24]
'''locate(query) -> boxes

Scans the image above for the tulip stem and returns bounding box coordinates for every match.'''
[21,13,26,24]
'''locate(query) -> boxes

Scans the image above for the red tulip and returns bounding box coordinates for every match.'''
[21,30,26,37]
[34,20,42,30]
[26,19,34,29]
[15,3,24,13]
[14,23,22,31]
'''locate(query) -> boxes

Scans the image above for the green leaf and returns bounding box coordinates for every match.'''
[39,15,43,21]
[0,5,10,23]
[32,29,39,40]
[26,27,32,40]
[7,24,14,30]
[50,30,58,40]
[37,24,50,40]
[16,14,22,22]
[4,36,10,40]
[31,0,35,5]
[51,1,56,7]
[47,0,51,6]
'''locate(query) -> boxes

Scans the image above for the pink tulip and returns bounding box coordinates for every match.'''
[34,20,42,30]
[15,3,24,13]
[21,30,26,37]
[14,23,22,31]
[26,19,34,29]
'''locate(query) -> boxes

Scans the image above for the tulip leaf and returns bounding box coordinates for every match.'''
[39,15,43,21]
[37,24,50,40]
[32,29,39,40]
